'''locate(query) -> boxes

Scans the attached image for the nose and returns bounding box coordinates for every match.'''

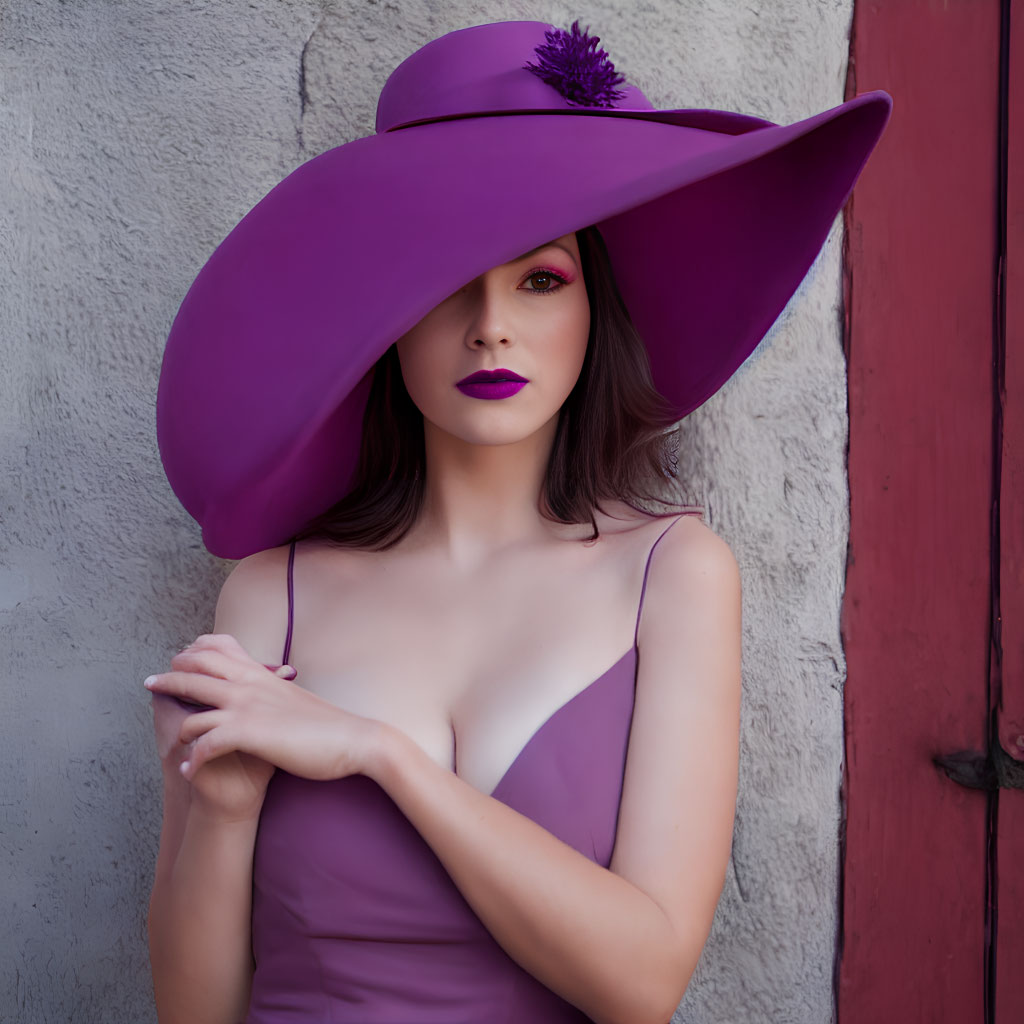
[461,273,514,350]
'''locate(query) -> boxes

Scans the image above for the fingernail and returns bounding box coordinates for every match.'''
[144,675,157,688]
[280,665,297,680]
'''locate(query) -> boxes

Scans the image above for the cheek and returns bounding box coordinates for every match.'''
[549,298,591,384]
[395,326,447,405]
[573,303,591,356]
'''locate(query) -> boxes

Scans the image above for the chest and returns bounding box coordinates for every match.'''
[286,548,642,796]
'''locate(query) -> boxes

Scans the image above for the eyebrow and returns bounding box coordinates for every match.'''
[513,239,579,267]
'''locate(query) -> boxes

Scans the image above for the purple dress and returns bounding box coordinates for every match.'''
[244,515,686,1023]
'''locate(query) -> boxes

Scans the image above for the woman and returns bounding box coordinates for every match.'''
[146,19,891,1024]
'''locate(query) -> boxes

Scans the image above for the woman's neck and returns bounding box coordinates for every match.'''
[411,414,561,569]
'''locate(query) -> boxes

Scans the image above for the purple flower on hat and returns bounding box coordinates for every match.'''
[523,20,628,108]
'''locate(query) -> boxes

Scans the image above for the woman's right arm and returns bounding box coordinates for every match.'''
[147,778,262,1024]
[147,547,292,1024]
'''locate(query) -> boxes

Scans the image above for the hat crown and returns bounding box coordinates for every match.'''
[375,20,653,133]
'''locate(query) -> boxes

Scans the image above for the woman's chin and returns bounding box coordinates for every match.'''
[425,410,560,449]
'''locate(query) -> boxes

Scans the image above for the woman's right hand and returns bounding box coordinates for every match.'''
[150,644,294,824]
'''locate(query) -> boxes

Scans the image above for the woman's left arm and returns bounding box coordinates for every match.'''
[370,520,742,1024]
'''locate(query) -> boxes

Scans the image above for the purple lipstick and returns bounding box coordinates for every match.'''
[456,367,529,400]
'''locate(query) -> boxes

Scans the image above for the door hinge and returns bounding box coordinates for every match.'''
[934,739,1024,791]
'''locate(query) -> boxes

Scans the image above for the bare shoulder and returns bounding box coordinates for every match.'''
[212,541,297,666]
[655,513,741,587]
[637,514,742,681]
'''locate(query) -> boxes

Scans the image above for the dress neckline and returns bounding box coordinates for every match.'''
[482,644,637,799]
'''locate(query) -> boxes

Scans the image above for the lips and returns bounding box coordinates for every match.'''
[455,367,529,401]
[457,367,529,385]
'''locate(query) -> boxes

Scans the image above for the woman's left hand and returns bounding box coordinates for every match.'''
[143,633,384,784]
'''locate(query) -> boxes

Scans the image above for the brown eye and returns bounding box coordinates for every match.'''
[522,270,568,295]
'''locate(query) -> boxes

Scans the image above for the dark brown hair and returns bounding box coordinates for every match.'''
[292,225,703,550]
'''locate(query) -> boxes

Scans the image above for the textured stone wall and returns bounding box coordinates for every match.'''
[1,2,854,1020]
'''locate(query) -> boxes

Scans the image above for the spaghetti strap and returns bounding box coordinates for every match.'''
[633,514,689,648]
[282,539,296,666]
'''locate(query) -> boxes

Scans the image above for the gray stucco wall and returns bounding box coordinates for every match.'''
[1,2,854,1021]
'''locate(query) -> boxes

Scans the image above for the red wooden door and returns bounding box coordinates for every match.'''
[995,3,1024,1020]
[838,1,1021,1021]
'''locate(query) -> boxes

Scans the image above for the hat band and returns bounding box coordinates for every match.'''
[374,21,656,134]
[382,105,777,137]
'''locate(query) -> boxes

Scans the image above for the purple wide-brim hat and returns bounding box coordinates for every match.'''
[157,19,892,559]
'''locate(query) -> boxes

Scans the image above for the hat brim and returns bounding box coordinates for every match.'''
[157,91,892,558]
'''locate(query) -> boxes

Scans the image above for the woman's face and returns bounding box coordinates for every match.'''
[394,232,590,447]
